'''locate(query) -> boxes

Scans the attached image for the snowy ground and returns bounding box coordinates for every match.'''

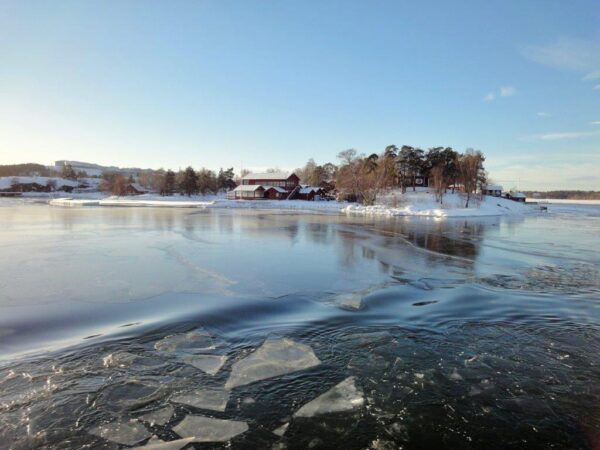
[0,176,80,190]
[343,189,535,218]
[44,189,538,217]
[49,193,347,212]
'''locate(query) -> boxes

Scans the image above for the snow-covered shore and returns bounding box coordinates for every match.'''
[45,190,538,217]
[343,190,533,218]
[49,194,346,212]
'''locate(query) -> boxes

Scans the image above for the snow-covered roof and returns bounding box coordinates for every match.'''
[129,183,146,192]
[233,185,264,192]
[484,184,503,191]
[299,186,322,194]
[263,186,287,193]
[510,192,526,198]
[241,172,294,181]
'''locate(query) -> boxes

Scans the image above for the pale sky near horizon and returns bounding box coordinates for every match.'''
[0,1,599,190]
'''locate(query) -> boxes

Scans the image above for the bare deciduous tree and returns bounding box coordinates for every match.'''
[335,148,396,205]
[456,150,485,208]
[430,164,446,204]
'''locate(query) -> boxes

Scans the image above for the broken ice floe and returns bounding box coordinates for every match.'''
[89,420,150,446]
[183,354,227,375]
[103,351,163,369]
[154,329,215,354]
[103,352,138,368]
[334,293,364,311]
[171,388,230,412]
[173,415,248,441]
[272,422,289,436]
[131,436,198,450]
[225,338,320,389]
[137,405,174,426]
[448,368,463,381]
[294,377,364,417]
[99,380,165,413]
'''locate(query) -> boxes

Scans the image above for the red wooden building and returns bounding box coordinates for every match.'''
[230,172,300,200]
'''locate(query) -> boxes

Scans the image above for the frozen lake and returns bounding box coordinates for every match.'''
[1,200,599,449]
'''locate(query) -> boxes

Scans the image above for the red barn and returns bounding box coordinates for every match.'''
[229,172,300,200]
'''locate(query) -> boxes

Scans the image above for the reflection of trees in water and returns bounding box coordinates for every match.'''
[375,218,492,260]
[303,222,334,245]
[328,216,511,276]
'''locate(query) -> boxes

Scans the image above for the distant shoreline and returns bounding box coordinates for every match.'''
[527,199,600,205]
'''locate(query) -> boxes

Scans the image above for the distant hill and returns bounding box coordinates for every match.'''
[0,163,56,177]
[54,160,149,176]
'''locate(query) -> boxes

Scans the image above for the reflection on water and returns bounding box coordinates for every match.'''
[0,202,599,449]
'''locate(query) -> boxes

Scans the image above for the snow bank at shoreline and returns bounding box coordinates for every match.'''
[46,190,537,217]
[49,194,345,212]
[343,191,534,218]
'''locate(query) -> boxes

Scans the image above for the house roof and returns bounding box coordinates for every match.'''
[299,186,322,194]
[510,191,526,198]
[233,184,265,192]
[263,186,287,193]
[241,172,295,181]
[129,183,146,192]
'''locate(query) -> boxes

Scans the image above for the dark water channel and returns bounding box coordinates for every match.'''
[0,202,599,449]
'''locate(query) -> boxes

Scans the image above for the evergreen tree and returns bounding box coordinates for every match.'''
[180,166,198,196]
[160,170,176,196]
[216,167,236,192]
[61,163,77,180]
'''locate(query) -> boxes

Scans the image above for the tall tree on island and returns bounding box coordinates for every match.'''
[160,170,176,196]
[180,166,198,196]
[217,168,236,192]
[396,146,414,193]
[61,163,77,180]
[429,164,447,204]
[456,149,486,208]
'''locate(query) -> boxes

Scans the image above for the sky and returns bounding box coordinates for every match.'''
[0,0,599,190]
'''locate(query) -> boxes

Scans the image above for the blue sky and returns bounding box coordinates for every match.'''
[0,0,599,190]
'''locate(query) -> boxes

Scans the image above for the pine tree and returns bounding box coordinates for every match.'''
[180,166,198,196]
[61,163,77,180]
[161,170,176,196]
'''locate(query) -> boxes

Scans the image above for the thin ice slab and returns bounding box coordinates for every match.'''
[154,329,215,354]
[335,293,364,310]
[272,422,289,436]
[171,388,230,412]
[89,420,151,446]
[137,405,174,426]
[294,377,364,417]
[173,415,248,442]
[225,338,320,389]
[131,436,198,450]
[183,355,227,375]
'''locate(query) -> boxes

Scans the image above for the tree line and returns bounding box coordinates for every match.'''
[294,146,486,207]
[100,167,236,196]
